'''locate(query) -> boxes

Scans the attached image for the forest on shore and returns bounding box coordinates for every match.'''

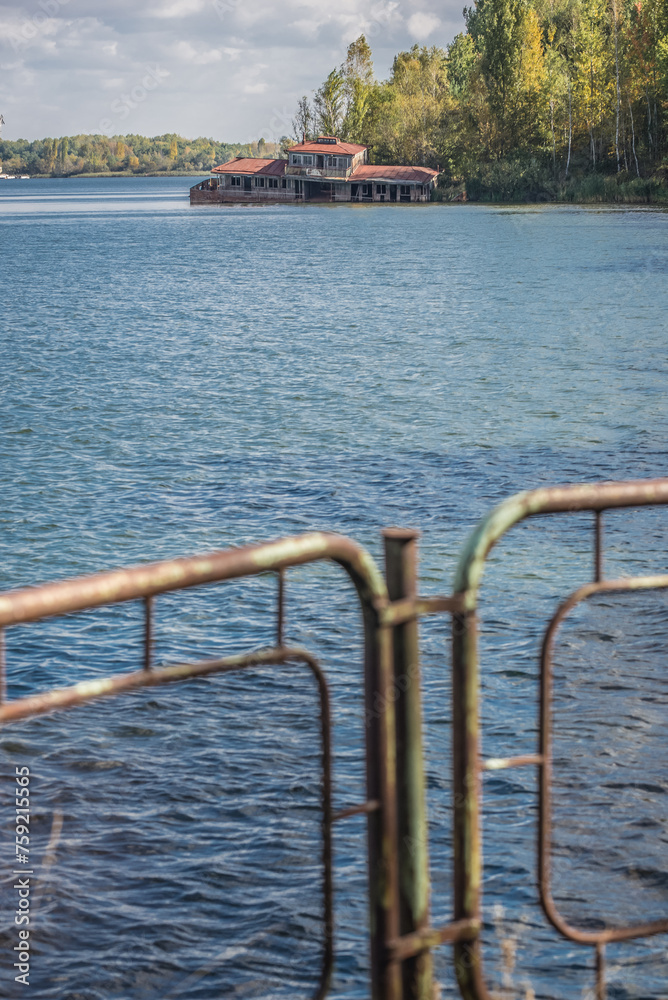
[0,135,280,180]
[293,0,667,202]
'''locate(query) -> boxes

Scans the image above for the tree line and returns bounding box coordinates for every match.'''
[0,134,281,178]
[291,0,668,200]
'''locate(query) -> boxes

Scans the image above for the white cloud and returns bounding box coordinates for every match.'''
[0,0,464,141]
[290,17,321,40]
[243,81,268,94]
[232,61,270,96]
[152,0,208,18]
[407,11,441,40]
[174,39,223,63]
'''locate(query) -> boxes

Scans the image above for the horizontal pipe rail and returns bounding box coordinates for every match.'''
[332,800,381,822]
[0,646,316,723]
[380,595,462,627]
[386,919,481,963]
[482,754,544,771]
[0,532,388,628]
[454,477,668,608]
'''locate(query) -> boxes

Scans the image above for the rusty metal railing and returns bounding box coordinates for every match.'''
[452,477,668,1000]
[1,478,667,999]
[0,530,459,1000]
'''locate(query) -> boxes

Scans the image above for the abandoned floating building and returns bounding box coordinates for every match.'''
[190,136,439,204]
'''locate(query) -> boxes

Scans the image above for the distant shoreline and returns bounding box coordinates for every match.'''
[13,171,209,179]
[4,172,667,207]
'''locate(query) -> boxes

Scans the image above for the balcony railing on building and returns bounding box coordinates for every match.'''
[286,166,351,179]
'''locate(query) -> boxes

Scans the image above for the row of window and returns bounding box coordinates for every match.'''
[362,184,421,196]
[227,176,426,196]
[373,184,422,195]
[229,176,293,189]
[290,154,350,168]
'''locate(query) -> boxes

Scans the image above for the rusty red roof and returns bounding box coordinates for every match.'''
[350,164,439,183]
[210,156,438,184]
[288,138,367,155]
[212,157,287,176]
[258,158,288,176]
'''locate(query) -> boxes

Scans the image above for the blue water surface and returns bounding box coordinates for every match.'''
[0,176,667,999]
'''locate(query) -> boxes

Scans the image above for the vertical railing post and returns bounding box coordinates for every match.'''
[0,627,5,705]
[452,608,484,1000]
[383,529,433,1000]
[594,510,603,583]
[363,592,402,1000]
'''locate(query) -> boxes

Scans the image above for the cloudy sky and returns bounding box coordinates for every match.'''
[0,0,464,142]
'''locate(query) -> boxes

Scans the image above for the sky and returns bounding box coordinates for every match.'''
[0,0,464,142]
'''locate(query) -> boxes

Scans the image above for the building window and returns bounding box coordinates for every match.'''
[292,154,302,164]
[376,184,386,195]
[302,155,313,165]
[281,178,287,188]
[400,185,410,195]
[267,177,278,188]
[362,184,372,199]
[230,176,241,186]
[254,176,265,187]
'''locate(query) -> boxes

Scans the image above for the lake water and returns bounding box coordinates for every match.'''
[1,176,667,999]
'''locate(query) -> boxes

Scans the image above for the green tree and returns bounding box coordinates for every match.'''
[380,46,449,163]
[447,33,478,96]
[58,136,68,172]
[571,0,612,167]
[341,35,375,142]
[466,0,531,154]
[313,69,345,136]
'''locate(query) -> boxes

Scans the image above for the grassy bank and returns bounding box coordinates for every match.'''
[435,162,668,205]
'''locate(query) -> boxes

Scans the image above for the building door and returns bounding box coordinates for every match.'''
[244,176,251,191]
[390,185,397,202]
[350,184,358,201]
[294,179,303,198]
[316,155,324,169]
